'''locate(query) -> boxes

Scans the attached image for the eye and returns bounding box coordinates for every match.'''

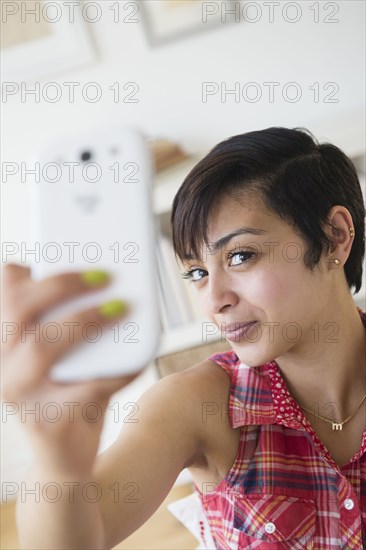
[181,250,256,282]
[227,250,256,266]
[181,268,207,282]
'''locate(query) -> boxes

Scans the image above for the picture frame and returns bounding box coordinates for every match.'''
[1,0,96,83]
[139,0,239,47]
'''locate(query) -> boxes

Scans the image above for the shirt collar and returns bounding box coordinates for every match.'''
[230,360,306,430]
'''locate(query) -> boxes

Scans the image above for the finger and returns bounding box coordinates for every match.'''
[2,362,141,408]
[1,263,31,286]
[17,271,111,322]
[1,265,33,348]
[35,300,129,374]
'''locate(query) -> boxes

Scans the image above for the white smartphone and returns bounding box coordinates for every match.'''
[28,126,160,382]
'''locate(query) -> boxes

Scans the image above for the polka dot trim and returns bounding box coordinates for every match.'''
[264,360,337,464]
[199,520,207,545]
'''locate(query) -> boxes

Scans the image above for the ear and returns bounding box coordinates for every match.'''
[324,206,355,265]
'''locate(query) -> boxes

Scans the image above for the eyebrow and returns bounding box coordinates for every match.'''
[185,226,268,262]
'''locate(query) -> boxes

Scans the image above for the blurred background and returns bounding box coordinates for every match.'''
[1,1,365,548]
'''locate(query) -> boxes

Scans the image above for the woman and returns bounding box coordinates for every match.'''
[3,127,365,549]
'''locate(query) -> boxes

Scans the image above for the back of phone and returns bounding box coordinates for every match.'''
[28,126,160,382]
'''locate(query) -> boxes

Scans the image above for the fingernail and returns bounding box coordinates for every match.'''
[81,270,109,287]
[98,300,127,319]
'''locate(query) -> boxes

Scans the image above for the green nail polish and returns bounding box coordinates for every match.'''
[98,300,127,318]
[81,270,109,287]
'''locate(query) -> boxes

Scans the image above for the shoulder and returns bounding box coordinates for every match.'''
[164,357,235,457]
[145,357,232,458]
[161,355,233,405]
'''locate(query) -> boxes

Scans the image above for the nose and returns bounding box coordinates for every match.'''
[203,270,238,317]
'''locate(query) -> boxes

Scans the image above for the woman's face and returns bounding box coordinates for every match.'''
[183,193,333,367]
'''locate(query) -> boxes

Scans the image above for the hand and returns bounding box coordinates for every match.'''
[1,264,141,476]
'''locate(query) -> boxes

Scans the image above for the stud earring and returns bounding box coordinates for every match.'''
[349,227,355,238]
[334,259,341,265]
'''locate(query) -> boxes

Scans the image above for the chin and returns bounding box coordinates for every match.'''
[232,344,281,368]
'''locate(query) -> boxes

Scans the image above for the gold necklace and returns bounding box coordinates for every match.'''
[299,394,366,431]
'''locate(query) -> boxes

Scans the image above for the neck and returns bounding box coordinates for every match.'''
[275,296,366,421]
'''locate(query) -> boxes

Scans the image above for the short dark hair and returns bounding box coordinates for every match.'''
[171,127,365,294]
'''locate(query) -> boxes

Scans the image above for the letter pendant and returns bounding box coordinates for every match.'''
[332,422,342,431]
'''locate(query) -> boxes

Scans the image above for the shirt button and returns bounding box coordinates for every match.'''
[344,499,354,510]
[264,522,276,534]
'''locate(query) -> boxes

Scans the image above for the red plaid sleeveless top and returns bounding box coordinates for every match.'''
[194,307,366,549]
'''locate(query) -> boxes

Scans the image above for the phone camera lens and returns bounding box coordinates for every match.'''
[81,151,92,162]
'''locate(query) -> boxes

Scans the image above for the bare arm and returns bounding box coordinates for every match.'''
[2,264,205,549]
[16,368,204,549]
[94,368,204,548]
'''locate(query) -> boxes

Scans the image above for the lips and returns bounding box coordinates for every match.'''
[223,321,256,332]
[222,321,258,342]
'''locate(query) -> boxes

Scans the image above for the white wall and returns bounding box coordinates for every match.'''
[1,0,365,496]
[2,0,366,246]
